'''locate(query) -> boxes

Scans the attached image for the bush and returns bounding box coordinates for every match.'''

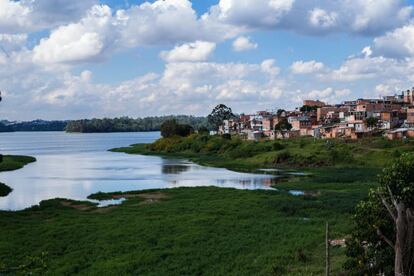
[147,137,183,152]
[0,183,12,197]
[176,124,194,137]
[393,149,402,158]
[160,120,194,138]
[328,146,354,163]
[198,126,209,134]
[203,137,225,153]
[273,150,291,164]
[272,142,285,151]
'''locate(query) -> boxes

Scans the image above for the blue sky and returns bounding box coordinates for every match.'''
[75,0,373,85]
[2,0,414,120]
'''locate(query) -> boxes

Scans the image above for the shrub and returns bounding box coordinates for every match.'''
[160,120,194,138]
[272,142,285,151]
[0,183,12,197]
[274,150,291,164]
[393,149,402,158]
[203,137,225,153]
[197,126,209,134]
[147,137,183,152]
[295,249,310,263]
[176,124,194,137]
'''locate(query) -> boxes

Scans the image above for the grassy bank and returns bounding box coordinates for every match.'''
[111,134,408,171]
[0,132,399,275]
[0,183,12,197]
[0,166,377,274]
[0,134,388,274]
[0,155,36,197]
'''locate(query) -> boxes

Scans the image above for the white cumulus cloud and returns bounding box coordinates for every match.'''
[32,5,115,64]
[279,0,412,35]
[208,0,295,28]
[308,8,338,29]
[160,41,216,62]
[232,36,258,52]
[0,0,97,33]
[261,59,280,76]
[372,23,414,58]
[305,87,351,104]
[290,60,324,74]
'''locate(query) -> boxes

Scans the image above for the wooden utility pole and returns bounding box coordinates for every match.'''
[325,222,330,276]
[0,91,2,163]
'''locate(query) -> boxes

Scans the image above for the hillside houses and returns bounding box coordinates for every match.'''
[219,87,414,140]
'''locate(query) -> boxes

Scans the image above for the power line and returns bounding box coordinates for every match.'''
[0,46,10,58]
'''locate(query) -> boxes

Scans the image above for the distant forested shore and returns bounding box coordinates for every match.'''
[0,116,209,133]
[65,116,209,133]
[0,120,68,132]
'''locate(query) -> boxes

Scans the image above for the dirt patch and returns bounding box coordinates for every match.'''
[304,191,321,197]
[138,192,169,205]
[60,200,95,211]
[138,192,169,200]
[111,192,169,205]
[92,206,117,213]
[111,192,167,200]
[330,239,346,247]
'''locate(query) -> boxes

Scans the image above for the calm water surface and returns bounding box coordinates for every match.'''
[0,132,277,210]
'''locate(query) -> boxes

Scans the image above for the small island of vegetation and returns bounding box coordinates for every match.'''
[0,155,36,197]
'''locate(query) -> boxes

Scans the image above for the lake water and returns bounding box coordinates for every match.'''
[0,132,278,210]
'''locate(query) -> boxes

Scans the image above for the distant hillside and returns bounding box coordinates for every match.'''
[65,116,210,133]
[0,120,68,132]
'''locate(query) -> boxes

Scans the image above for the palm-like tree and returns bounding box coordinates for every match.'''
[366,117,379,131]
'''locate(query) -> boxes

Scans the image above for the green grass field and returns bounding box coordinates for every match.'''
[0,167,377,275]
[0,135,391,274]
[0,155,36,197]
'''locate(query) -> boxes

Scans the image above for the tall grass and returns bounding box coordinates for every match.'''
[0,180,368,275]
[112,134,407,171]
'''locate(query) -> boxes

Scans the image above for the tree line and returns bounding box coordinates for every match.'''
[65,116,210,133]
[0,120,68,132]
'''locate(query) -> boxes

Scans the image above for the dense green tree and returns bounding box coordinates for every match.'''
[197,126,209,134]
[176,124,194,137]
[274,118,292,138]
[345,153,414,275]
[366,117,379,130]
[207,104,235,131]
[276,109,286,116]
[160,120,179,138]
[160,120,193,138]
[299,105,318,112]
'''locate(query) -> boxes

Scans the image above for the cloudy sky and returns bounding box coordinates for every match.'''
[2,0,414,120]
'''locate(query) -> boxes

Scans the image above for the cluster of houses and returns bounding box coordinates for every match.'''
[219,88,414,140]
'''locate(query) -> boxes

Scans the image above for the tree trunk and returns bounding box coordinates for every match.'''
[326,222,330,276]
[394,203,413,276]
[380,196,414,276]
